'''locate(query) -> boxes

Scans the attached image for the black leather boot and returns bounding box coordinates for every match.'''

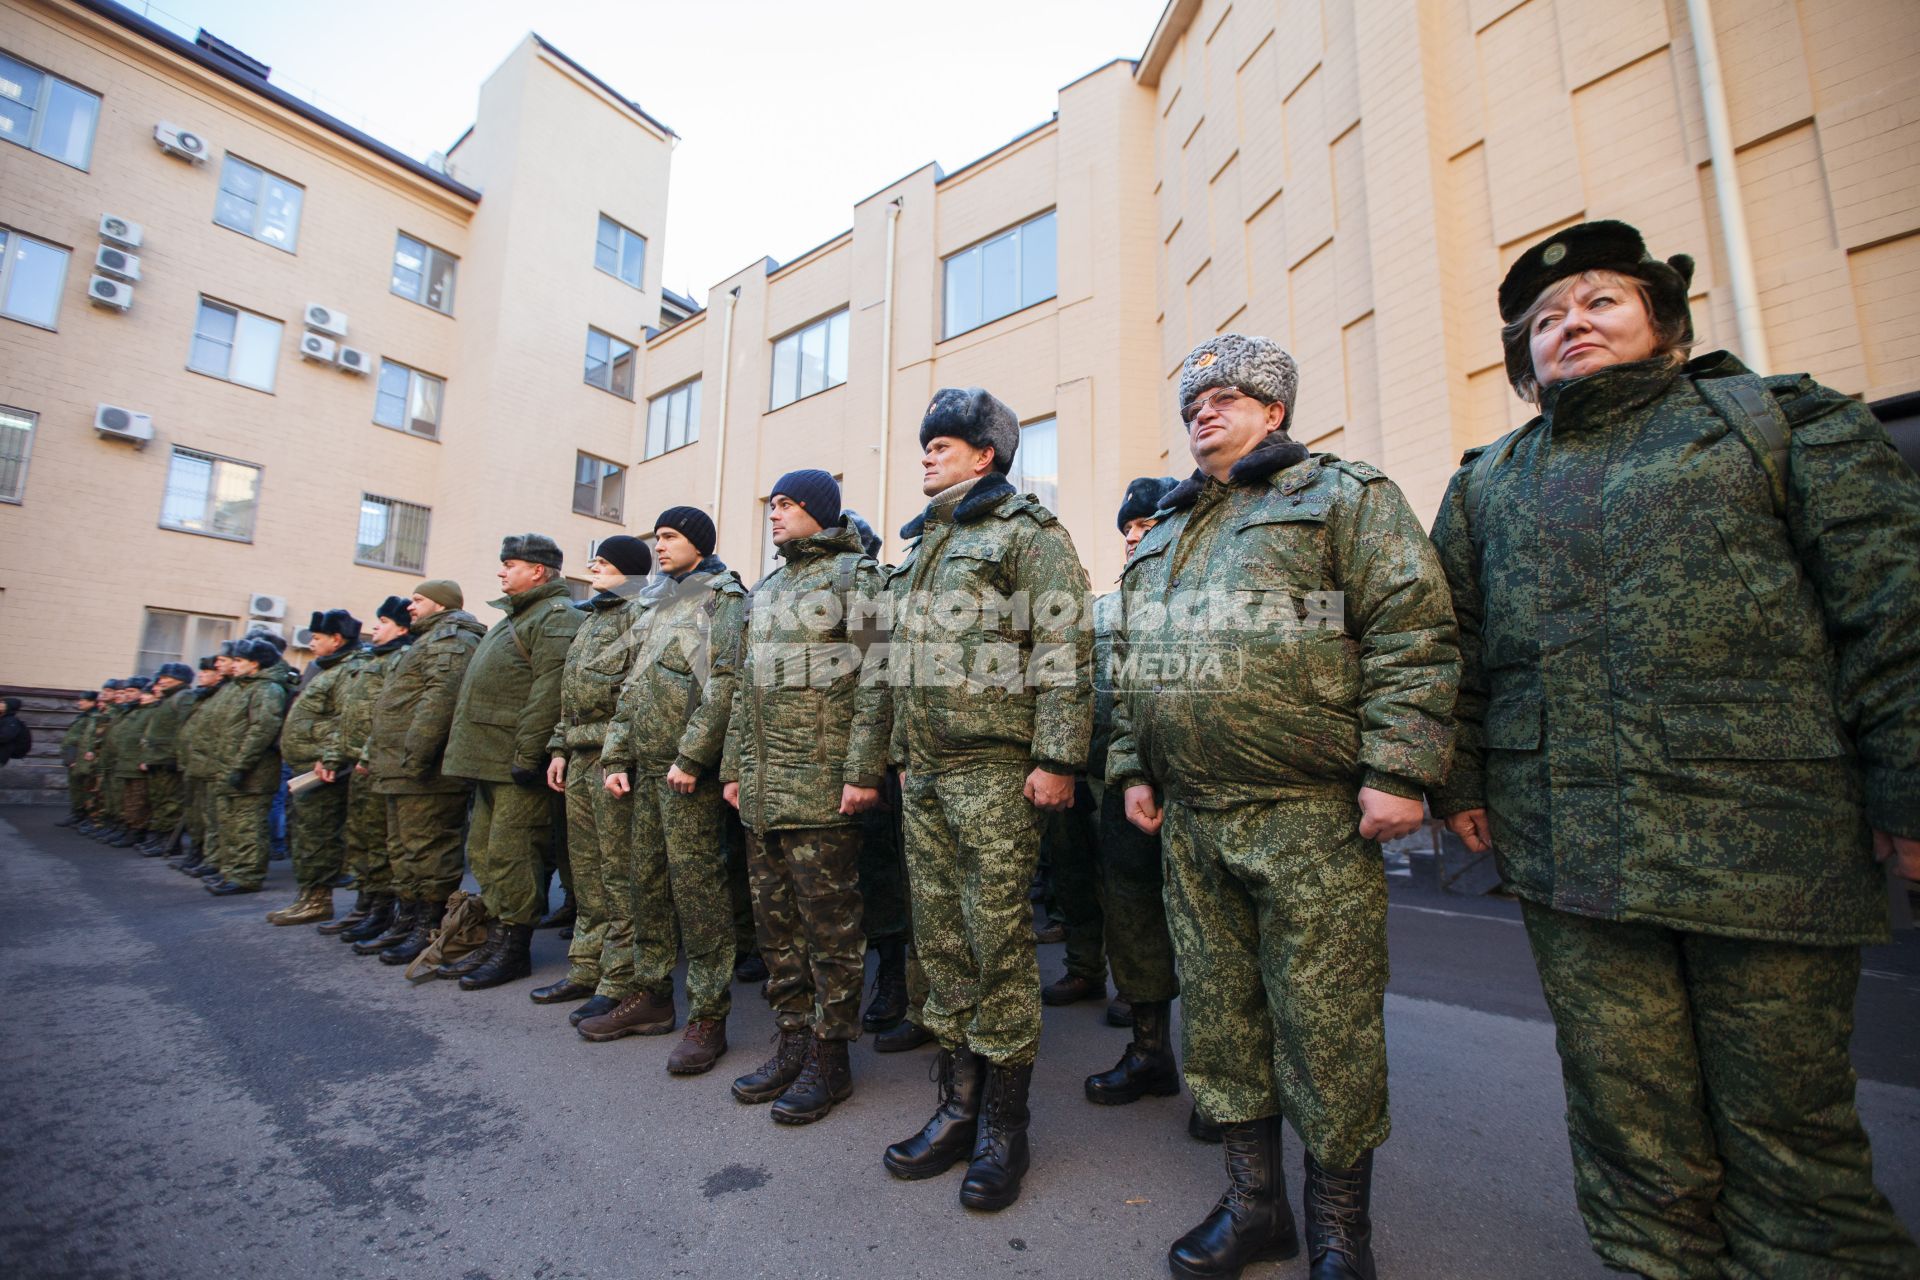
[1167,1115,1300,1278]
[535,892,576,930]
[862,942,908,1032]
[458,923,533,990]
[318,890,375,936]
[173,851,205,875]
[434,922,502,979]
[109,828,143,848]
[569,994,619,1026]
[1084,999,1180,1104]
[378,898,444,965]
[339,895,396,943]
[1190,1105,1226,1144]
[874,1019,936,1053]
[884,1048,987,1180]
[138,835,170,857]
[959,1061,1032,1211]
[730,1028,811,1104]
[771,1036,852,1124]
[1304,1149,1376,1280]
[352,899,417,955]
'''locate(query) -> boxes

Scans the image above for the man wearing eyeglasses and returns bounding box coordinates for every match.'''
[1106,335,1459,1280]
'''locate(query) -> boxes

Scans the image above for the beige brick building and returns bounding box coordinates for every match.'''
[2,0,1915,692]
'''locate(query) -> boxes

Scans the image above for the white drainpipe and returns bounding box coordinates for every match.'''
[1685,0,1772,372]
[710,285,741,528]
[875,198,903,554]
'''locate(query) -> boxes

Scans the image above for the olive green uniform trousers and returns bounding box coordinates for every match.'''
[1093,782,1178,1003]
[467,779,557,925]
[385,792,468,905]
[212,786,275,889]
[288,778,349,890]
[562,749,637,999]
[344,772,389,894]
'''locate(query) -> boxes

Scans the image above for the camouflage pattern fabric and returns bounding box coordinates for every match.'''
[1162,794,1389,1169]
[1094,784,1177,1003]
[211,667,292,795]
[386,791,468,904]
[335,639,406,770]
[184,778,210,849]
[746,824,867,1039]
[628,773,732,1021]
[601,560,745,781]
[279,648,360,773]
[343,772,389,894]
[145,768,184,836]
[562,747,636,998]
[900,760,1043,1067]
[179,684,227,783]
[857,772,911,947]
[724,809,757,956]
[60,709,98,817]
[107,703,151,779]
[443,582,582,784]
[1520,902,1919,1280]
[1428,354,1920,944]
[1045,783,1105,981]
[118,775,151,830]
[288,780,349,890]
[466,778,556,924]
[368,609,485,797]
[211,788,274,889]
[96,708,123,819]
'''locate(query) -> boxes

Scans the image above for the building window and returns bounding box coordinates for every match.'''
[356,493,431,572]
[213,154,304,252]
[943,210,1057,339]
[0,50,99,170]
[188,298,281,392]
[160,446,261,541]
[584,328,636,399]
[373,359,445,439]
[594,214,646,289]
[573,452,626,522]
[644,379,701,459]
[0,405,34,503]
[391,233,457,314]
[769,309,849,410]
[0,227,68,330]
[136,609,235,677]
[1007,417,1058,513]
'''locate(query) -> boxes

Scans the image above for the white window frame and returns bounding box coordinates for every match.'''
[0,49,99,171]
[594,214,646,290]
[572,451,627,523]
[644,379,701,460]
[136,609,236,678]
[391,231,458,315]
[0,226,69,331]
[769,309,850,411]
[213,153,305,253]
[187,297,282,392]
[1006,416,1059,514]
[0,404,36,504]
[584,327,636,399]
[158,445,262,542]
[942,209,1058,339]
[355,493,432,573]
[373,358,445,439]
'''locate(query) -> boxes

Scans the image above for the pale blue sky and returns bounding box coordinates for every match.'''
[125,0,1170,302]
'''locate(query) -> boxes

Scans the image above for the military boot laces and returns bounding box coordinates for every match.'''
[1168,1116,1299,1279]
[1084,999,1180,1105]
[730,1028,810,1104]
[883,1047,988,1180]
[352,900,418,955]
[862,943,909,1032]
[771,1036,852,1125]
[959,1061,1033,1212]
[339,896,397,943]
[1304,1150,1376,1280]
[457,922,532,990]
[379,900,443,965]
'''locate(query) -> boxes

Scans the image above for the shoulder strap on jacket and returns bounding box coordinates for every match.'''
[1464,422,1538,552]
[1690,369,1790,516]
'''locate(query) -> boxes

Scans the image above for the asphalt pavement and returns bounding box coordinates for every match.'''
[1,806,1914,1279]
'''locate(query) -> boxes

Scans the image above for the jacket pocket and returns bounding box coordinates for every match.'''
[1658,701,1845,760]
[1483,694,1542,750]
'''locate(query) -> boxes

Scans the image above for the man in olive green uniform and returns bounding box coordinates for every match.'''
[106,678,155,846]
[718,473,887,1121]
[134,664,195,855]
[269,610,365,926]
[1430,221,1920,1280]
[58,691,99,829]
[82,682,121,839]
[882,387,1092,1214]
[536,535,652,1023]
[174,656,230,876]
[440,536,582,988]
[1110,336,1459,1280]
[585,507,744,1073]
[323,596,412,939]
[359,581,484,960]
[205,636,296,895]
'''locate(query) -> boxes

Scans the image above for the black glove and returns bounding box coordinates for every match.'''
[226,770,248,788]
[510,765,544,788]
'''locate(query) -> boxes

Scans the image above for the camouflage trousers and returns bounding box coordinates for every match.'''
[722,806,757,956]
[563,749,636,999]
[467,779,558,926]
[288,777,349,890]
[630,773,732,1021]
[858,774,912,947]
[1094,783,1177,1003]
[746,823,866,1040]
[344,772,389,893]
[901,761,1044,1067]
[1521,903,1920,1280]
[65,766,93,819]
[1161,794,1389,1169]
[101,770,123,824]
[385,790,469,905]
[184,777,211,847]
[1045,782,1105,981]
[118,775,150,831]
[211,786,275,889]
[146,768,184,837]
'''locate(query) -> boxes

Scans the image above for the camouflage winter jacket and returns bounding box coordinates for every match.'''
[1428,353,1920,945]
[210,666,293,792]
[724,528,887,831]
[137,685,193,769]
[1107,436,1460,808]
[888,474,1092,777]
[335,637,409,769]
[607,561,746,780]
[368,608,486,795]
[443,581,583,783]
[108,703,154,778]
[60,709,95,768]
[178,684,226,781]
[1087,590,1121,789]
[279,646,363,772]
[547,583,646,757]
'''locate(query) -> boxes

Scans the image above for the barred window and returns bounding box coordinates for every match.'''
[159,446,260,541]
[356,493,431,572]
[0,404,34,502]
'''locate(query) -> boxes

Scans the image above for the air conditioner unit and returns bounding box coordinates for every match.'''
[94,404,154,447]
[291,627,317,649]
[249,593,287,620]
[88,275,133,310]
[299,332,336,363]
[304,303,348,336]
[154,122,209,163]
[99,214,144,248]
[94,245,141,281]
[335,345,372,374]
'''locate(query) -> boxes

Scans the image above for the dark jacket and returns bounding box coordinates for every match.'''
[368,608,486,794]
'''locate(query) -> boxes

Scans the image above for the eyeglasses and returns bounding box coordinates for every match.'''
[1181,388,1256,425]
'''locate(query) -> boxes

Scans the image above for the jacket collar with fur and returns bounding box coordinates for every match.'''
[1162,433,1310,511]
[898,472,1016,541]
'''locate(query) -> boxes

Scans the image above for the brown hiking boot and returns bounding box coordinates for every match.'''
[267,887,333,927]
[577,989,676,1042]
[667,1019,728,1075]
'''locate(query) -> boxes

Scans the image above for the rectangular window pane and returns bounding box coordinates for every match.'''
[770,334,798,409]
[425,247,456,313]
[230,310,281,391]
[161,451,212,528]
[39,79,97,169]
[686,380,701,444]
[668,387,688,450]
[0,56,42,151]
[374,360,408,427]
[1020,212,1057,308]
[2,233,68,328]
[258,175,302,249]
[138,611,187,675]
[594,215,620,275]
[646,396,668,459]
[827,310,849,388]
[357,494,429,571]
[945,250,980,338]
[610,339,635,399]
[584,329,609,389]
[189,300,235,377]
[0,406,35,502]
[1011,419,1059,513]
[599,464,624,521]
[356,498,390,559]
[573,453,599,515]
[214,156,258,232]
[391,234,424,300]
[208,456,259,538]
[161,447,259,540]
[619,230,644,288]
[798,322,827,399]
[981,232,1018,326]
[409,372,442,437]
